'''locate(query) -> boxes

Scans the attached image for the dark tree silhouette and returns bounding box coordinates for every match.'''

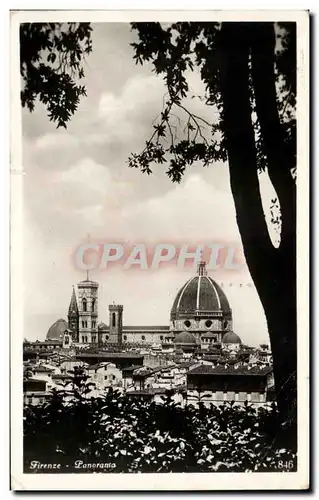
[20,22,92,128]
[127,21,296,437]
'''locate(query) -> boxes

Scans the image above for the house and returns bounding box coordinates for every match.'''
[30,365,55,385]
[23,391,51,406]
[186,364,273,407]
[121,365,142,390]
[75,352,144,369]
[59,357,87,373]
[85,362,122,389]
[23,378,51,406]
[126,387,185,405]
[23,339,63,351]
[51,373,74,390]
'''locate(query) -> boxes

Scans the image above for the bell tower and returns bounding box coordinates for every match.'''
[78,279,99,344]
[108,304,123,346]
[68,286,79,342]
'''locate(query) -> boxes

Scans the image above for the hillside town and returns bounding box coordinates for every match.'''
[23,262,274,408]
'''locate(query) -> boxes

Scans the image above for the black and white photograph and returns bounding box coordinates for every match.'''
[10,9,309,491]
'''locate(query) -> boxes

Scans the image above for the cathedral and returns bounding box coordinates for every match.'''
[46,261,242,349]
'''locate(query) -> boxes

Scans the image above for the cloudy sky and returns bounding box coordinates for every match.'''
[22,22,276,346]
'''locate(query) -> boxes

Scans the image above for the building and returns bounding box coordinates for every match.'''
[40,261,243,350]
[186,364,273,407]
[74,352,144,370]
[23,378,50,406]
[86,362,122,389]
[126,387,185,405]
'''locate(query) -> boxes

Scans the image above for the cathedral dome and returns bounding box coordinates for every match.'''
[174,331,197,344]
[222,331,241,344]
[170,262,231,320]
[98,322,107,331]
[46,318,68,340]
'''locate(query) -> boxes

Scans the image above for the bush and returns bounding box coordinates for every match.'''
[24,385,296,473]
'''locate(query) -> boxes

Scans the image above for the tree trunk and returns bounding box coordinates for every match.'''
[250,23,297,445]
[218,23,296,446]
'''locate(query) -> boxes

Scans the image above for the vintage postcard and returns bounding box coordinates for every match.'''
[10,9,309,491]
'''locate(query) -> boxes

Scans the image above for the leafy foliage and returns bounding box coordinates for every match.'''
[20,22,92,128]
[128,22,296,184]
[24,377,296,473]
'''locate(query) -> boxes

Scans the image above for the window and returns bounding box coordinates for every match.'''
[64,336,69,345]
[160,335,163,341]
[112,375,116,380]
[92,299,95,312]
[81,336,85,343]
[184,320,191,328]
[82,298,87,312]
[92,336,96,344]
[205,320,212,328]
[214,391,224,401]
[251,392,260,403]
[123,335,127,341]
[104,375,108,380]
[112,312,116,327]
[227,391,235,402]
[82,321,84,328]
[92,321,96,329]
[238,392,247,401]
[105,335,109,340]
[141,335,145,341]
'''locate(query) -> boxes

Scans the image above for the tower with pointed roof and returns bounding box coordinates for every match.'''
[68,287,79,342]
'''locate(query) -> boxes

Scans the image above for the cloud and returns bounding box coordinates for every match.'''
[21,23,269,346]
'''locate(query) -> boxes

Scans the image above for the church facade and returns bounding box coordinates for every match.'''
[46,262,242,349]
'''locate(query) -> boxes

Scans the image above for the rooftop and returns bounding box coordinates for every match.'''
[187,365,273,376]
[52,373,73,380]
[123,325,170,332]
[33,366,54,372]
[121,365,144,372]
[126,387,178,396]
[76,352,143,359]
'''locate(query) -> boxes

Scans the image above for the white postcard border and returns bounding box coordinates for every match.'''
[10,9,309,491]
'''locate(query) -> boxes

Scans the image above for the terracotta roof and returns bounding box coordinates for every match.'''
[87,362,111,371]
[76,352,143,359]
[127,388,176,396]
[121,365,143,372]
[123,326,170,332]
[202,355,221,361]
[187,365,273,376]
[52,373,73,380]
[24,377,46,385]
[33,366,54,372]
[24,391,50,397]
